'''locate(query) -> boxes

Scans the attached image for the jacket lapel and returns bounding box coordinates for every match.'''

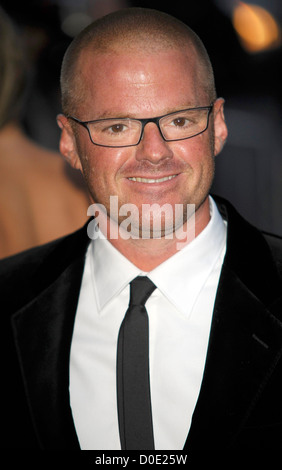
[11,235,88,449]
[185,197,282,449]
[185,265,282,449]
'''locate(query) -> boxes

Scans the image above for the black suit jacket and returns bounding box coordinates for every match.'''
[1,196,282,450]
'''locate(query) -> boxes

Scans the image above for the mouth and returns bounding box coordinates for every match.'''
[127,174,178,184]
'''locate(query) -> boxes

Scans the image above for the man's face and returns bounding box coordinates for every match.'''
[60,47,227,236]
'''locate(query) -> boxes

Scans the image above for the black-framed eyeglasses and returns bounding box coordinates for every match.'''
[67,104,214,148]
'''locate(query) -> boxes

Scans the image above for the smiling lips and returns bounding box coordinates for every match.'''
[128,174,178,184]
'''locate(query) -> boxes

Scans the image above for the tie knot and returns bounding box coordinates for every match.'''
[129,276,156,307]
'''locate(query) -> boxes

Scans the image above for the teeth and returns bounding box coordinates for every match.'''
[128,175,177,183]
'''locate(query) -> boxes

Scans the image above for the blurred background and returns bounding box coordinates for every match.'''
[1,0,282,238]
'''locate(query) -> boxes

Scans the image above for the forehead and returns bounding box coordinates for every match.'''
[77,47,204,118]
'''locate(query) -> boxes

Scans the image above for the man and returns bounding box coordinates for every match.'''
[1,8,282,450]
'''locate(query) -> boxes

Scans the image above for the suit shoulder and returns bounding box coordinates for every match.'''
[0,223,90,313]
[0,236,64,279]
[0,221,89,273]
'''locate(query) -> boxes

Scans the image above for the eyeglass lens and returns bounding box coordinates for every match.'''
[87,108,211,147]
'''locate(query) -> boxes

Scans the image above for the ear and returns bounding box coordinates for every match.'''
[56,114,83,171]
[212,98,228,156]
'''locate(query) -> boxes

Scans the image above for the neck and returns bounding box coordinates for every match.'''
[97,197,211,271]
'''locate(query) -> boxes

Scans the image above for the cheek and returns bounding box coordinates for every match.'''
[78,145,131,198]
[81,155,109,194]
[173,132,214,167]
[75,139,107,179]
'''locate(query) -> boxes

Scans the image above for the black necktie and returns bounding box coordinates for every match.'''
[117,276,156,450]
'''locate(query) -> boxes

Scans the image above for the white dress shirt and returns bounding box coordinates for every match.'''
[69,196,227,450]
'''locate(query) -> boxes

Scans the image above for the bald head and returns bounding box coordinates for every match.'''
[60,8,216,116]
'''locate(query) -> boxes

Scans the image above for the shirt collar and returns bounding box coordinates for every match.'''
[148,196,226,316]
[90,232,140,312]
[91,196,226,314]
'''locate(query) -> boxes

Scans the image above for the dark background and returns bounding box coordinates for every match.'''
[1,0,282,235]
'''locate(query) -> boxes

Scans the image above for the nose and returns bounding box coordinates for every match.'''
[135,122,173,163]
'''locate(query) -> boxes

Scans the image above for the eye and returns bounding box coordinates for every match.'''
[171,117,189,127]
[108,123,127,134]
